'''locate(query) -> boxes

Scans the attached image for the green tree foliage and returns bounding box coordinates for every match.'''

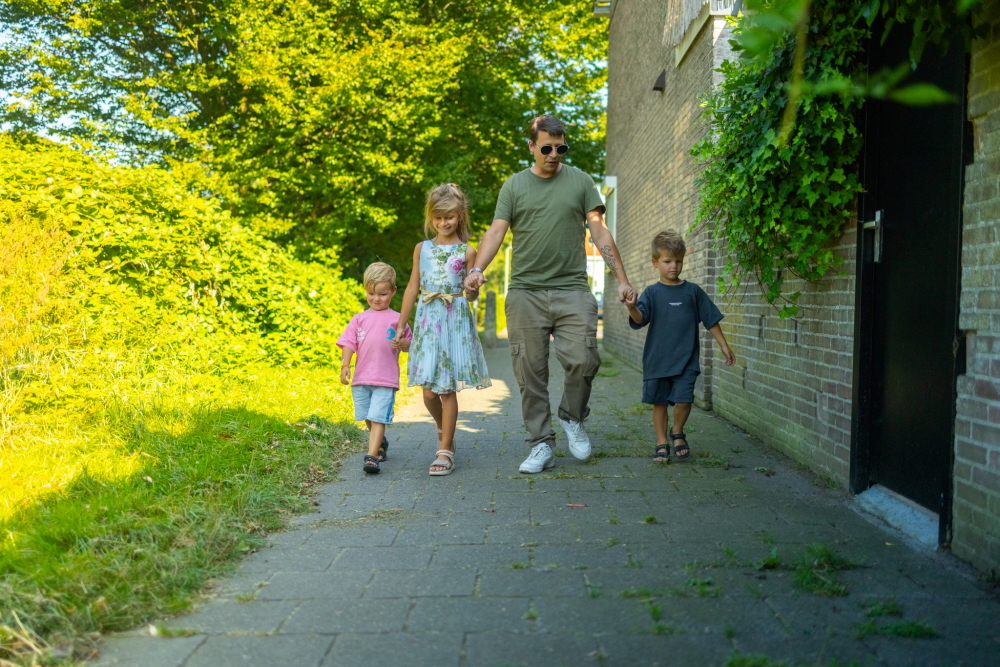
[0,0,608,279]
[1,133,362,417]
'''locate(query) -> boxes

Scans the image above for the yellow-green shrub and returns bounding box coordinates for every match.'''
[0,136,371,663]
[0,135,363,420]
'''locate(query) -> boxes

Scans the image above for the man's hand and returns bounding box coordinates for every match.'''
[340,366,351,385]
[624,290,639,308]
[464,270,486,292]
[617,282,636,304]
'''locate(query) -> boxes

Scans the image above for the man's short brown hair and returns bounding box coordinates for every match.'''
[651,231,686,259]
[529,115,566,142]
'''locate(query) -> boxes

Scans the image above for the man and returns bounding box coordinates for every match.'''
[464,115,635,473]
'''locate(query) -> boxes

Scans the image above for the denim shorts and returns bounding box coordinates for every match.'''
[641,369,698,406]
[352,385,396,424]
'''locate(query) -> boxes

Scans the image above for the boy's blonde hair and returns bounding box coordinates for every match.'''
[363,262,396,292]
[651,231,686,258]
[424,183,471,242]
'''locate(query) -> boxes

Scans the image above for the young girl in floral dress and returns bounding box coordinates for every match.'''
[393,183,491,475]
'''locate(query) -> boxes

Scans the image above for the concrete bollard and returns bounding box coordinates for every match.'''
[482,290,498,348]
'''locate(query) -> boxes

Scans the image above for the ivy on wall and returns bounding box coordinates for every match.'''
[691,0,980,317]
[692,0,867,316]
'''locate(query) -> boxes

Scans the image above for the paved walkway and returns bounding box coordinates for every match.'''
[94,345,1000,666]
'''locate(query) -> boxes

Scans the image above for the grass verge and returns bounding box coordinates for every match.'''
[1,365,369,665]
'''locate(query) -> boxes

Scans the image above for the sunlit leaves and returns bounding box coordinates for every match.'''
[0,0,608,280]
[887,82,957,104]
[0,136,363,383]
[735,0,809,59]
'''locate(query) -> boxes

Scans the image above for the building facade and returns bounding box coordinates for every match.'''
[601,0,1000,573]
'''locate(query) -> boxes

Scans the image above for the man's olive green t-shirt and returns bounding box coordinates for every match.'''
[494,165,605,291]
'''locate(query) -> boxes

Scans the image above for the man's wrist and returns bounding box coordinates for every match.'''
[469,267,483,274]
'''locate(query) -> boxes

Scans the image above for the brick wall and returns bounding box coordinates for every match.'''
[604,2,723,408]
[605,0,1000,574]
[711,239,858,482]
[953,0,1000,573]
[605,1,857,482]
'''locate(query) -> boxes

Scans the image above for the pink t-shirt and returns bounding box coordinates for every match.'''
[337,309,411,389]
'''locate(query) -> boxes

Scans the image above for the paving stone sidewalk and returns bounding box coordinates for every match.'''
[93,345,1000,667]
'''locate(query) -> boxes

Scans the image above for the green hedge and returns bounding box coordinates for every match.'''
[1,136,363,414]
[0,135,368,663]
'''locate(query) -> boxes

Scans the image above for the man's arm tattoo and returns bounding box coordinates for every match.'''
[599,245,618,278]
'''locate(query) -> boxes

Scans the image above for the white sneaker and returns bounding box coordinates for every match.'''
[560,419,591,460]
[519,443,555,474]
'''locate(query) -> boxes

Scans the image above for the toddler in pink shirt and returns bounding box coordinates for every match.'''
[338,262,411,474]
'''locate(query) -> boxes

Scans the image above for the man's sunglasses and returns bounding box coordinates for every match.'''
[538,144,569,156]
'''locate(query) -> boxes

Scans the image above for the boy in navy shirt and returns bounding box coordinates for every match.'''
[624,231,735,461]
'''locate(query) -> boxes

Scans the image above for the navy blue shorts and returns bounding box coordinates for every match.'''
[642,370,698,406]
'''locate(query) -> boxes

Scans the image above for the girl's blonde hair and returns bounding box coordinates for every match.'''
[363,262,396,292]
[424,183,470,242]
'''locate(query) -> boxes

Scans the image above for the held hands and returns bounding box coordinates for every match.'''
[617,282,636,304]
[465,287,480,302]
[464,270,486,292]
[340,365,351,385]
[623,289,643,325]
[390,324,411,350]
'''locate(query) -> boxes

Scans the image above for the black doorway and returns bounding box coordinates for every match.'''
[850,23,968,543]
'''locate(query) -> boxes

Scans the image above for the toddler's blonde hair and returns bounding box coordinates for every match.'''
[424,183,470,242]
[363,262,396,292]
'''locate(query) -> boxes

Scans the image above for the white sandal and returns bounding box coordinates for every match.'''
[429,449,455,476]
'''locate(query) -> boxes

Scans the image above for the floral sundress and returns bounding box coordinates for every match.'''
[407,241,491,394]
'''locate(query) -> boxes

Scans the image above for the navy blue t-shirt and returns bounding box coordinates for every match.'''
[628,281,723,379]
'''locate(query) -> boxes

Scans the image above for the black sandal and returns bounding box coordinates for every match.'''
[652,444,670,463]
[671,433,690,460]
[363,454,380,474]
[378,436,389,462]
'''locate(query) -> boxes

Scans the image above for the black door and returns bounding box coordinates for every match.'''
[851,23,967,527]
